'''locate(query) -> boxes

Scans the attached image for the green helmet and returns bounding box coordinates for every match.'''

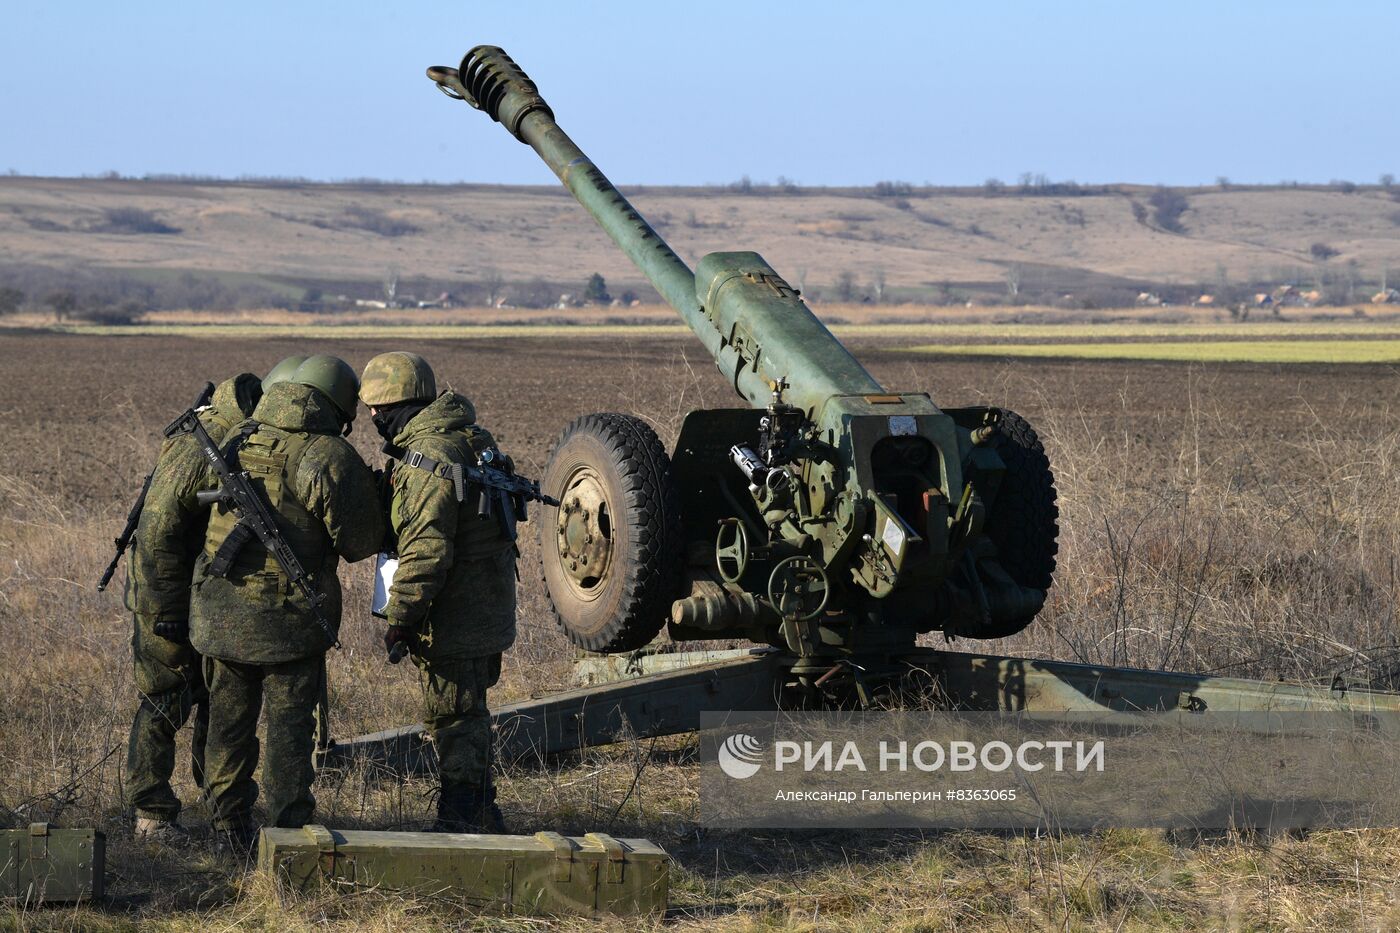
[292,355,360,422]
[262,355,308,391]
[359,351,437,407]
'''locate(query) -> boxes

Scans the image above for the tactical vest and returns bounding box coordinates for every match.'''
[203,426,329,586]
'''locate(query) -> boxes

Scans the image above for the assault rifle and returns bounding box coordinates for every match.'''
[384,443,559,542]
[165,409,340,649]
[97,381,215,592]
[380,446,556,664]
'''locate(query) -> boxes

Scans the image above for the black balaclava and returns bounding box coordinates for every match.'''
[233,372,264,417]
[372,400,428,445]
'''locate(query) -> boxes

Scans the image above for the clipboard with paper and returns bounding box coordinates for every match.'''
[372,552,399,619]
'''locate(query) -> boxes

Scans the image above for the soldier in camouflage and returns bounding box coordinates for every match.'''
[124,367,281,845]
[360,351,517,833]
[187,355,384,847]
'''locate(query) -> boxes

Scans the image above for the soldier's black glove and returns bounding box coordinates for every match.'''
[384,625,412,664]
[153,619,190,642]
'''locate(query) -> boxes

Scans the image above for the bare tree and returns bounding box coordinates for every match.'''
[383,268,400,305]
[513,278,557,309]
[835,270,857,302]
[1005,265,1022,298]
[45,290,77,323]
[870,267,887,304]
[481,267,505,307]
[0,287,23,316]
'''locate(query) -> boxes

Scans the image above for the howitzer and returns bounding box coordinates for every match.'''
[428,48,1058,698]
[165,410,340,649]
[97,381,216,592]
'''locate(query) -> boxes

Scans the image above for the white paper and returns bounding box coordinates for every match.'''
[372,552,399,619]
[881,515,906,557]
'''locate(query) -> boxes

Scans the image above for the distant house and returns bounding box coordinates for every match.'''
[1193,294,1216,306]
[416,291,452,309]
[1136,291,1163,307]
[1254,293,1274,307]
[1373,289,1400,304]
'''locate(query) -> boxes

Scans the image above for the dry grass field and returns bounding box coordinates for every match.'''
[4,176,1400,302]
[11,300,1400,344]
[923,341,1400,364]
[5,327,1400,929]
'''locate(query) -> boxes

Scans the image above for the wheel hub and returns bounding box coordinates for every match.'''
[555,467,612,594]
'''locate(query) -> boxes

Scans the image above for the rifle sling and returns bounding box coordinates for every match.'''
[206,423,262,579]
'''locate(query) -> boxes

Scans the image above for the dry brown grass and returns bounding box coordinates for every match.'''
[5,333,1400,929]
[123,304,1400,330]
[1004,373,1400,686]
[3,176,1399,296]
[9,302,1400,333]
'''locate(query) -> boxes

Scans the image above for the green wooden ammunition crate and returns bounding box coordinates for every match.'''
[1,823,105,903]
[258,825,668,917]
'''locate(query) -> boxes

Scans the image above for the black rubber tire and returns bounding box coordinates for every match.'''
[538,413,683,653]
[976,410,1059,638]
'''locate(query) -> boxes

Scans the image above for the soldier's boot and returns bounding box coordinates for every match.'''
[482,783,507,834]
[433,785,506,834]
[134,816,193,848]
[432,786,476,833]
[212,823,259,859]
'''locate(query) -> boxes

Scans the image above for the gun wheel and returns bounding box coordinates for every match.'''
[975,409,1059,638]
[539,413,683,653]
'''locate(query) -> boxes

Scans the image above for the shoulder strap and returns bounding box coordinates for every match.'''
[383,442,464,502]
[221,421,259,461]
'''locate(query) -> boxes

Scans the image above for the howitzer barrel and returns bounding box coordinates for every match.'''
[430,49,715,357]
[430,47,885,414]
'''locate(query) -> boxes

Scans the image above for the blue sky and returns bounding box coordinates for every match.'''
[3,1,1394,186]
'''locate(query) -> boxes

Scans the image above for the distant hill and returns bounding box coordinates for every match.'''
[2,176,1397,311]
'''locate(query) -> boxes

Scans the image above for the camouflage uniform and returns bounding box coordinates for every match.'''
[188,380,383,831]
[123,373,261,825]
[380,392,517,820]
